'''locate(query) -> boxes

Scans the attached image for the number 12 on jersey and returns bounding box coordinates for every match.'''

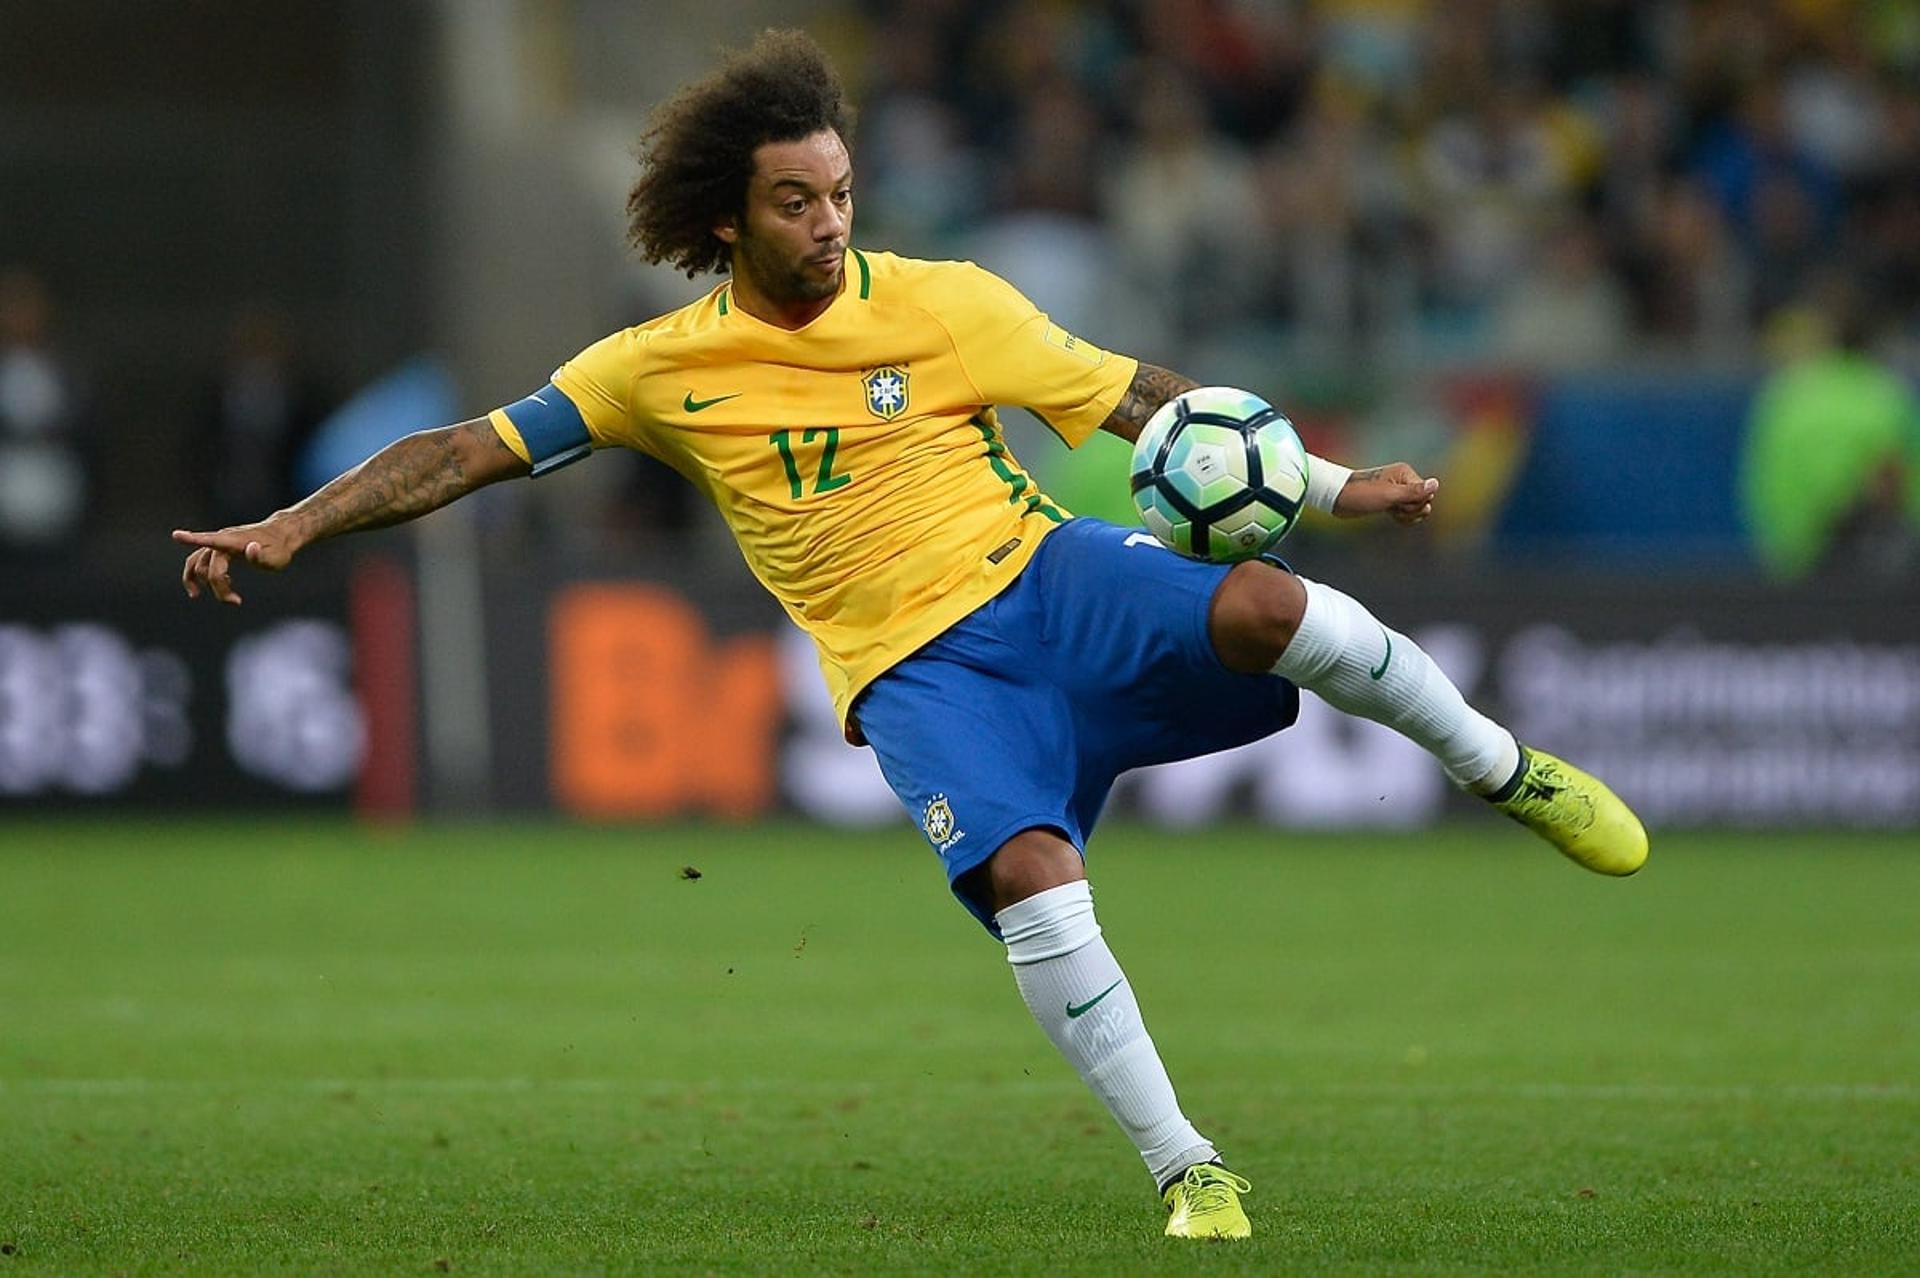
[769,428,852,499]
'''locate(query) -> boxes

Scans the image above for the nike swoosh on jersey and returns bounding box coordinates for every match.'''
[684,391,742,412]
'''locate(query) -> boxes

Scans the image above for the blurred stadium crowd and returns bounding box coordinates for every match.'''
[2,0,1916,575]
[840,0,1920,371]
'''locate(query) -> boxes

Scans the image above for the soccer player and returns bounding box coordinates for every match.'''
[175,30,1647,1241]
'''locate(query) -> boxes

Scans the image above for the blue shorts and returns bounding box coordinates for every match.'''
[852,517,1299,933]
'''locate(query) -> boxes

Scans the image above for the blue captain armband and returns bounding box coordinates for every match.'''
[501,383,593,476]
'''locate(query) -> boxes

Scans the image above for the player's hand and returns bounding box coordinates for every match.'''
[1331,463,1438,526]
[172,518,299,606]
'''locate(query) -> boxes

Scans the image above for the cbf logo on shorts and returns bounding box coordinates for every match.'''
[862,365,909,420]
[922,793,964,852]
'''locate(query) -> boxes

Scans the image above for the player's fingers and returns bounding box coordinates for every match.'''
[208,550,242,606]
[193,546,221,593]
[182,547,205,598]
[1389,477,1436,520]
[172,528,237,550]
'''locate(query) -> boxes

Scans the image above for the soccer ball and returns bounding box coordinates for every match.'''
[1129,386,1309,562]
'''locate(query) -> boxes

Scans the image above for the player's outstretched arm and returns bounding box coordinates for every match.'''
[173,417,531,605]
[1328,464,1439,525]
[1099,363,1438,527]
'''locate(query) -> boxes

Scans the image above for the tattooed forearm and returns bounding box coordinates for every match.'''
[293,431,466,542]
[281,420,521,549]
[1098,363,1200,443]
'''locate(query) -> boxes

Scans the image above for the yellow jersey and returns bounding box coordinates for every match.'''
[488,250,1137,729]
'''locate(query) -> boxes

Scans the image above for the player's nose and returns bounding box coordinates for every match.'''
[813,204,848,242]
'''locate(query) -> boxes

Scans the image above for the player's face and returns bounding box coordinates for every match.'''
[720,130,853,306]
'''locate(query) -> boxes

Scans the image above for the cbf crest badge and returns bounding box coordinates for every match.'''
[922,793,963,851]
[862,365,909,421]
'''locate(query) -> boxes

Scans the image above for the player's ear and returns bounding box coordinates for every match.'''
[713,215,740,247]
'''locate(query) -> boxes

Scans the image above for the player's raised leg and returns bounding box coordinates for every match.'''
[1211,563,1648,875]
[975,830,1252,1239]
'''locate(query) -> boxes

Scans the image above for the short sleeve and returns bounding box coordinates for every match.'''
[940,264,1138,448]
[487,330,639,476]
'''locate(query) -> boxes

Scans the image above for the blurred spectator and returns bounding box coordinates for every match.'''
[1780,27,1887,181]
[197,305,331,528]
[1851,88,1920,327]
[1001,77,1104,221]
[1747,170,1826,320]
[969,79,1125,346]
[1538,0,1661,86]
[1411,80,1587,334]
[1691,82,1841,245]
[0,268,87,552]
[1316,0,1423,100]
[1105,61,1260,337]
[1136,0,1310,143]
[1623,180,1751,357]
[1739,290,1920,580]
[1239,80,1404,362]
[1593,74,1680,263]
[856,10,984,252]
[1491,216,1632,371]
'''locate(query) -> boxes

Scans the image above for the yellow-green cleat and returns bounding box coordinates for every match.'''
[1492,746,1649,876]
[1162,1163,1252,1239]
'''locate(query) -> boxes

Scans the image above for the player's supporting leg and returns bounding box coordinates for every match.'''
[1212,563,1647,875]
[977,830,1251,1239]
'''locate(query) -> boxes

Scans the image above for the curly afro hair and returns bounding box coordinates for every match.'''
[627,29,855,278]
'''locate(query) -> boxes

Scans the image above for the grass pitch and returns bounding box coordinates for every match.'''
[1,819,1916,1275]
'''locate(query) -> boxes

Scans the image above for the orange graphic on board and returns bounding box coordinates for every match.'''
[550,585,781,818]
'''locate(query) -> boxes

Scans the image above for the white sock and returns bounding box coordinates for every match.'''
[1271,575,1521,793]
[996,881,1217,1189]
